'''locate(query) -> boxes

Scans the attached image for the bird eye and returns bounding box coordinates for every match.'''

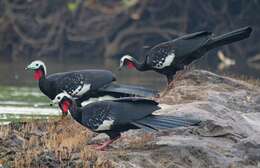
[36,64,39,66]
[57,96,60,100]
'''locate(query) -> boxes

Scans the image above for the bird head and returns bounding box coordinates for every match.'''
[52,91,73,116]
[25,60,47,80]
[119,55,135,70]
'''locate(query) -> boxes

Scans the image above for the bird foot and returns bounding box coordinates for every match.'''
[168,81,175,89]
[175,71,184,81]
[91,137,120,151]
[180,65,192,78]
[88,141,111,151]
[88,144,101,148]
[184,64,193,71]
[95,142,111,151]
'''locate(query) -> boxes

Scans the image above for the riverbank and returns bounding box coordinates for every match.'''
[1,70,260,168]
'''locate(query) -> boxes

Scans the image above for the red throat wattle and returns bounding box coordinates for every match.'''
[61,100,70,113]
[34,69,43,80]
[126,60,135,69]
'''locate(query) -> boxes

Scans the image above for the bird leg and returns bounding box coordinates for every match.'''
[174,71,184,81]
[166,75,175,89]
[160,76,174,97]
[181,64,193,77]
[170,65,192,86]
[167,81,175,90]
[94,136,120,151]
[160,66,192,97]
[160,70,188,97]
[184,64,192,71]
[171,68,189,85]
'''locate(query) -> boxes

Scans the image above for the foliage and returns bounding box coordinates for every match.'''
[0,0,259,65]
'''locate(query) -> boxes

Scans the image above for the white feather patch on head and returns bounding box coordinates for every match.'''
[27,60,47,75]
[154,53,175,69]
[72,84,91,96]
[95,119,114,131]
[120,55,134,67]
[52,91,72,103]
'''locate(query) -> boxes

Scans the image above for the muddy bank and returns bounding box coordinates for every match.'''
[1,70,260,168]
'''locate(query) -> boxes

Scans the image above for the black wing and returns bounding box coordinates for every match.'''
[47,70,115,98]
[107,98,161,125]
[80,98,200,133]
[99,83,159,97]
[81,102,112,131]
[146,42,175,69]
[146,31,213,67]
[80,98,160,131]
[113,97,159,105]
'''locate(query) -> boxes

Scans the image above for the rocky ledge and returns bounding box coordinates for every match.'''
[1,70,260,168]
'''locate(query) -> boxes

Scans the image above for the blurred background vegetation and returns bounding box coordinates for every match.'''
[0,1,260,165]
[0,0,259,87]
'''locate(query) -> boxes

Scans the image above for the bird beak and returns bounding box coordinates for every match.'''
[25,66,31,70]
[25,64,33,70]
[50,99,58,107]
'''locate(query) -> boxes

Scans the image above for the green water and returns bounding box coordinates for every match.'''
[0,86,60,124]
[0,86,49,103]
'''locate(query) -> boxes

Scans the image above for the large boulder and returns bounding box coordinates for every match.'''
[106,70,260,168]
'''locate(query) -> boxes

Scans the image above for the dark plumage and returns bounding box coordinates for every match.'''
[119,26,252,84]
[53,92,201,150]
[26,60,158,105]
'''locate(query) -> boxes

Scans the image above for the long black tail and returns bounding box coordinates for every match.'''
[100,83,159,98]
[206,26,252,50]
[132,115,201,131]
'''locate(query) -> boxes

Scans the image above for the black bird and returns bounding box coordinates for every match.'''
[119,26,252,85]
[26,60,158,105]
[52,92,201,150]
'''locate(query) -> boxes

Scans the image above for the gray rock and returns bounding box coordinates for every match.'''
[71,153,80,160]
[106,70,260,168]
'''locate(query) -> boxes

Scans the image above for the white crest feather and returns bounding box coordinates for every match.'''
[120,55,134,67]
[52,91,72,103]
[27,60,47,75]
